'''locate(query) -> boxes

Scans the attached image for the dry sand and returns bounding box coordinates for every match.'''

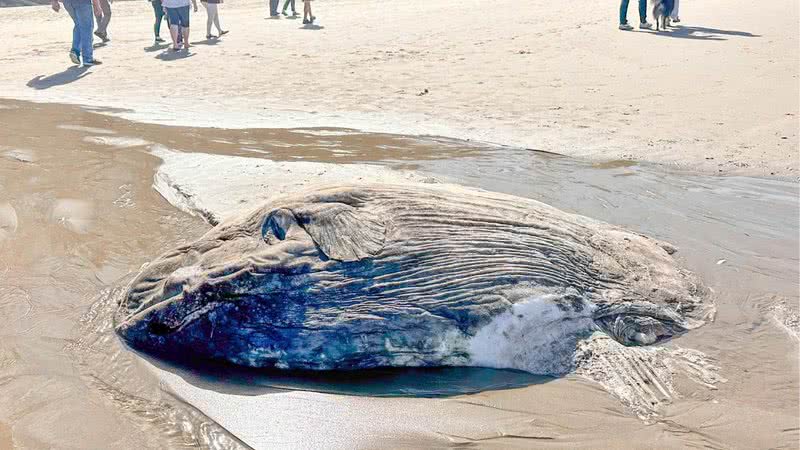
[0,0,798,177]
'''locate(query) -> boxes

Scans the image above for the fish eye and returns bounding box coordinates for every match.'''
[597,315,674,347]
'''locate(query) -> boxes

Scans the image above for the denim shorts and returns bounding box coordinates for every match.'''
[166,5,190,28]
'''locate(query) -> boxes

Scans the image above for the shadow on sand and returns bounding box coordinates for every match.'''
[26,66,90,90]
[144,43,170,52]
[300,24,324,30]
[190,38,221,46]
[155,49,196,61]
[650,25,761,41]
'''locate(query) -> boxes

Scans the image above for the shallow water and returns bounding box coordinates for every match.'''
[0,99,797,449]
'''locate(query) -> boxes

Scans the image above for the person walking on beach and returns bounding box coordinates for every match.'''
[51,0,102,66]
[618,0,651,30]
[281,0,296,17]
[201,0,228,39]
[268,0,279,17]
[302,0,314,24]
[148,0,166,44]
[93,0,111,42]
[163,0,198,50]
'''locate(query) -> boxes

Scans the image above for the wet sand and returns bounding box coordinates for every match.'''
[0,99,798,448]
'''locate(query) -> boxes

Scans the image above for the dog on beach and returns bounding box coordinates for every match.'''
[652,0,674,30]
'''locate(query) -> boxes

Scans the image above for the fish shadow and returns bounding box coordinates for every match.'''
[138,350,549,398]
[155,49,196,61]
[26,66,90,90]
[649,25,761,41]
[300,24,324,30]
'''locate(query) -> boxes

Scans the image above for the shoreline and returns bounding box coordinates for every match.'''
[1,0,797,178]
[4,95,799,183]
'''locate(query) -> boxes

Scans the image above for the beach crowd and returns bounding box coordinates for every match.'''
[49,0,682,67]
[50,0,315,65]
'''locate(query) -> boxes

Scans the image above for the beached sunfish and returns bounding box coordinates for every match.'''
[114,184,713,375]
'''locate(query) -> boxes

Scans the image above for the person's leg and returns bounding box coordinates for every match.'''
[270,0,278,16]
[204,2,213,36]
[638,0,647,24]
[73,0,95,62]
[212,5,222,33]
[181,6,190,48]
[670,0,679,19]
[282,0,289,13]
[152,0,164,39]
[63,0,80,56]
[619,0,630,24]
[98,0,111,36]
[166,8,180,48]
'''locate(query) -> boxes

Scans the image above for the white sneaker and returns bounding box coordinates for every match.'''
[619,23,634,31]
[639,22,653,29]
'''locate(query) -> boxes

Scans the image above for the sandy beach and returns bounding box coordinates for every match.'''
[0,0,798,448]
[0,0,798,176]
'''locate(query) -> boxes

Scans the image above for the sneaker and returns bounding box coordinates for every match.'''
[155,37,166,43]
[83,59,102,66]
[69,50,80,65]
[302,18,309,24]
[618,23,633,30]
[672,17,681,23]
[281,10,287,15]
[639,21,653,29]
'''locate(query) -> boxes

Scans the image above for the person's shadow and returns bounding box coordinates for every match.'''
[300,24,324,30]
[652,25,761,41]
[190,37,221,46]
[26,66,90,90]
[144,43,170,52]
[156,49,196,61]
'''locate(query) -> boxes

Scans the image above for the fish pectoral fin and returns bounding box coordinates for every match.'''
[573,333,724,421]
[292,202,386,262]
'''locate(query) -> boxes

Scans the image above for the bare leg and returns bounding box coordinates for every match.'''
[213,7,222,33]
[182,26,190,49]
[169,23,180,48]
[204,2,214,36]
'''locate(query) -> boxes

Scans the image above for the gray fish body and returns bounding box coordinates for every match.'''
[115,184,711,374]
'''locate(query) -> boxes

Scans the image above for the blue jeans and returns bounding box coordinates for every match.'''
[619,0,646,24]
[63,0,95,63]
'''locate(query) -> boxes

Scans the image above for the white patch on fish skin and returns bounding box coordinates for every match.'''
[468,287,597,375]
